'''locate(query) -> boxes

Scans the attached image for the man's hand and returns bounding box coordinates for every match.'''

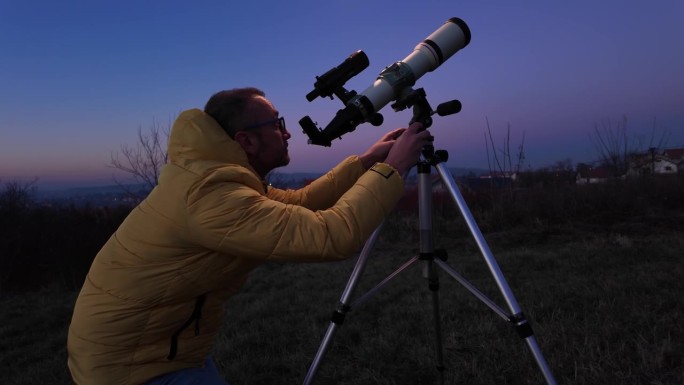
[383,122,433,175]
[359,128,406,169]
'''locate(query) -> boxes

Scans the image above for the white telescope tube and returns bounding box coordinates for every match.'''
[353,17,471,114]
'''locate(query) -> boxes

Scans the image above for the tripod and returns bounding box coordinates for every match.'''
[301,145,558,385]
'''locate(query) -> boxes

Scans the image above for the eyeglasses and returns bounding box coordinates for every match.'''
[243,116,286,134]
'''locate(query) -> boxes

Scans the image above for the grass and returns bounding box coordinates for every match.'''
[1,215,683,384]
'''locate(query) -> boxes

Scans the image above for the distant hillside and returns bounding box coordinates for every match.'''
[269,168,489,188]
[35,184,149,200]
[32,167,489,202]
[449,167,488,177]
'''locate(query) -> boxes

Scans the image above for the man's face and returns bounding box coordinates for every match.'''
[241,96,291,176]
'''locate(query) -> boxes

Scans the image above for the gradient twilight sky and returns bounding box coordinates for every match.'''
[1,0,683,189]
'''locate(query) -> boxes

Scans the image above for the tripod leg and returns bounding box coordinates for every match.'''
[302,223,385,385]
[425,260,446,385]
[434,162,557,385]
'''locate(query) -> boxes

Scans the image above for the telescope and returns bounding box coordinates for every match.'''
[300,17,471,146]
[300,18,559,385]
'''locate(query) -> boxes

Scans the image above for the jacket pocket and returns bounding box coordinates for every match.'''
[167,294,206,360]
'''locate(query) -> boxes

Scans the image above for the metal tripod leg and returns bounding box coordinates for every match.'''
[433,161,557,385]
[301,222,386,385]
[426,260,445,385]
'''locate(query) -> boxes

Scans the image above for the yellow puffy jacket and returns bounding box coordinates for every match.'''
[67,109,405,385]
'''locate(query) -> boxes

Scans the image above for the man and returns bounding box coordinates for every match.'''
[67,87,433,385]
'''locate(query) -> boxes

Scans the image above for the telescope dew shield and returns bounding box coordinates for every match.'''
[404,17,471,79]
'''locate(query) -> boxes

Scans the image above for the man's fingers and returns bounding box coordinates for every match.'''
[407,122,424,132]
[387,128,406,140]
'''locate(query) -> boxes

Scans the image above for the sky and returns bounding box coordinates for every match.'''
[1,0,683,189]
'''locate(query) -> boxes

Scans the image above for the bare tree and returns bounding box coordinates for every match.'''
[0,178,37,291]
[590,116,633,177]
[551,158,574,173]
[644,116,671,153]
[590,116,670,177]
[484,118,527,176]
[0,178,37,212]
[109,118,171,193]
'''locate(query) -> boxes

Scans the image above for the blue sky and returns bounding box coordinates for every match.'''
[1,0,683,189]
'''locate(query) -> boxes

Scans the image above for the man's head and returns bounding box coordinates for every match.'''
[204,88,291,178]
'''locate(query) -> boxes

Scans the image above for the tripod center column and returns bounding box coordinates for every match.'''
[417,162,434,255]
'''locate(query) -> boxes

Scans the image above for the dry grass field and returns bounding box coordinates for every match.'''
[1,176,683,384]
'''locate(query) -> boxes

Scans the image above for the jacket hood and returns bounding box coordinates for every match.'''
[168,109,250,168]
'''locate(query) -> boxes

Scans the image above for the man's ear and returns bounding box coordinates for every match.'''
[234,131,260,156]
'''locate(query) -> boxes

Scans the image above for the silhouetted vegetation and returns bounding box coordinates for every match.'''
[0,181,131,293]
[2,173,683,294]
[394,173,684,235]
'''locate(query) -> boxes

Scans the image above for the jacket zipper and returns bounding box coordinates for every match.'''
[167,294,206,360]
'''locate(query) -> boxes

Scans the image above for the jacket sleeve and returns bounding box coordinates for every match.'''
[265,155,366,211]
[186,163,403,262]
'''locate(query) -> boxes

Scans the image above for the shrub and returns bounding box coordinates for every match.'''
[0,183,131,294]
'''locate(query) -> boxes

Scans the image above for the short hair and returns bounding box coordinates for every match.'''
[204,87,265,138]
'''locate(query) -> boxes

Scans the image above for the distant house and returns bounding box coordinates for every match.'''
[627,147,684,176]
[663,148,684,160]
[475,171,515,188]
[576,164,611,184]
[479,171,516,180]
[663,148,684,174]
[653,156,678,174]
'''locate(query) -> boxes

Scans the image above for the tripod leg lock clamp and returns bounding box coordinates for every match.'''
[331,304,351,325]
[509,312,534,339]
[418,250,448,261]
